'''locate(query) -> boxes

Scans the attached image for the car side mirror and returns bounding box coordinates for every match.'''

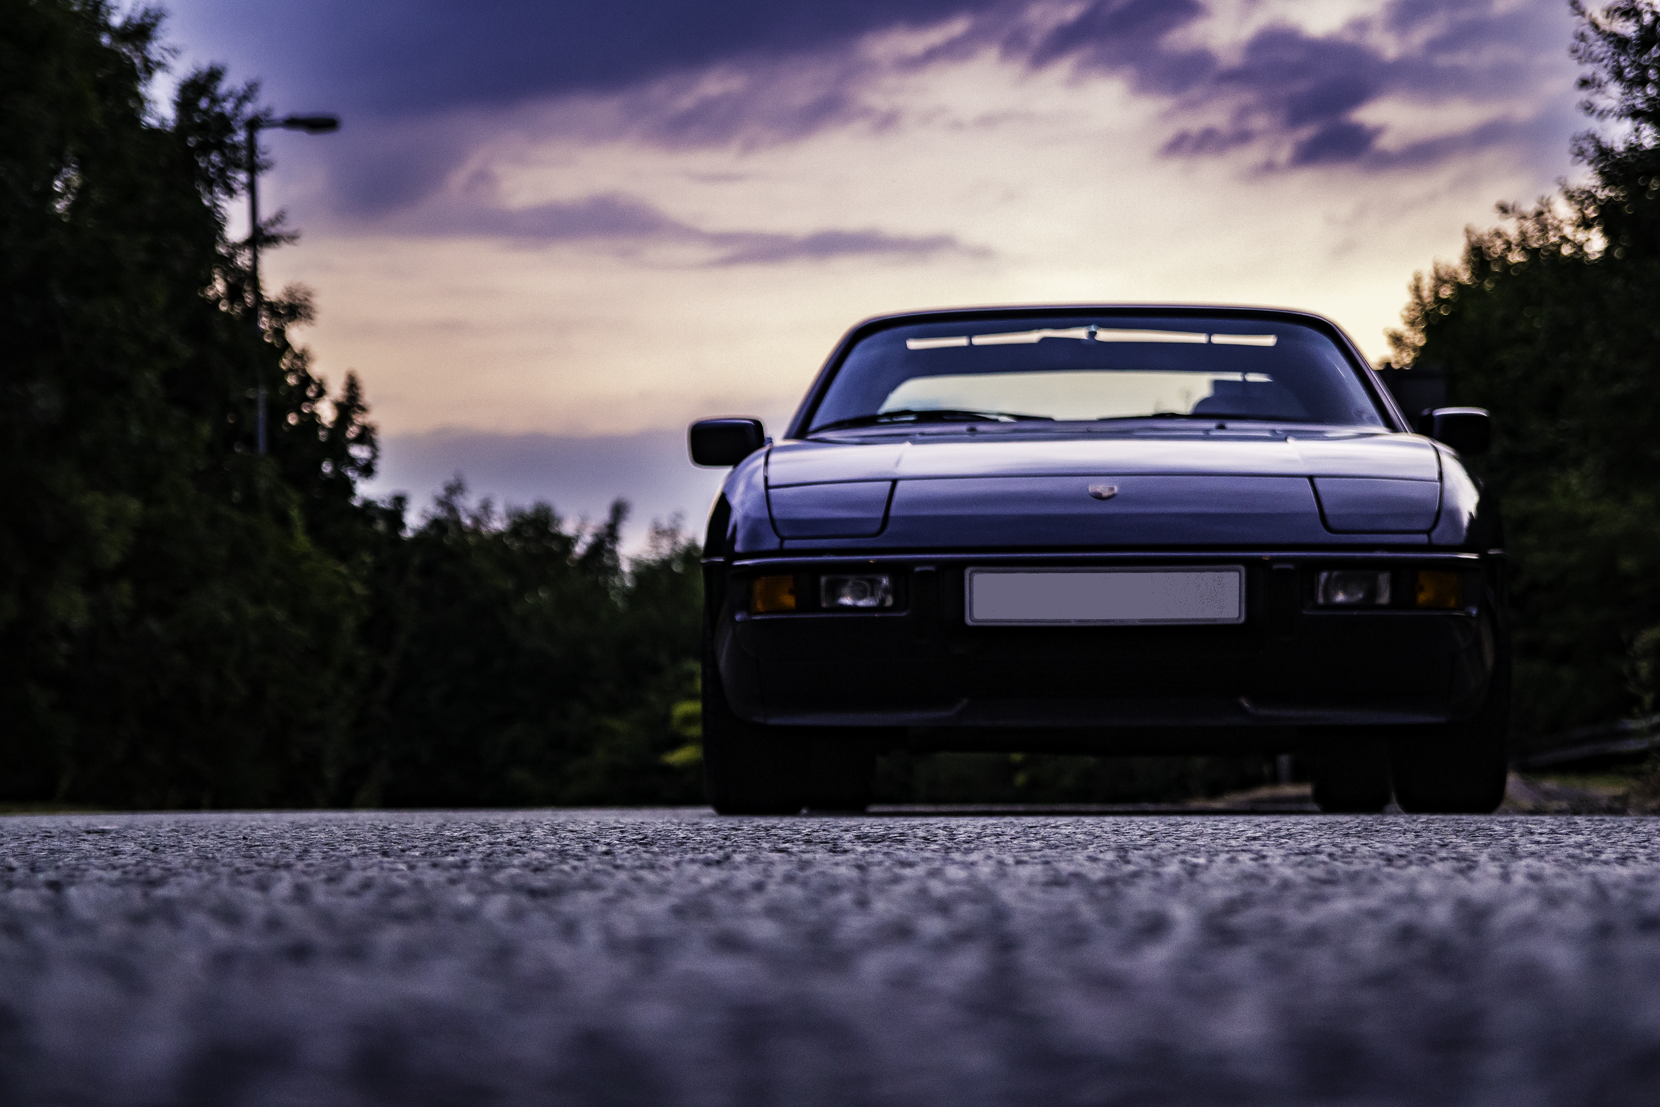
[689,418,766,467]
[1424,407,1490,455]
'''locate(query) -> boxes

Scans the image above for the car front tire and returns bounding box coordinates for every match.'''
[702,646,807,814]
[1388,664,1510,815]
[702,637,876,815]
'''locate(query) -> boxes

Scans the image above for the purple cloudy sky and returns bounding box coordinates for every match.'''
[161,0,1587,543]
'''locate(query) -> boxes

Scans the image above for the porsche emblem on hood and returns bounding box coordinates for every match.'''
[1087,484,1119,500]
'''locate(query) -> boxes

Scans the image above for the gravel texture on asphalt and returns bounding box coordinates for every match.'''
[3,810,1660,1106]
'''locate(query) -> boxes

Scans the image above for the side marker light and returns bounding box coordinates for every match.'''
[1414,570,1462,609]
[751,575,798,613]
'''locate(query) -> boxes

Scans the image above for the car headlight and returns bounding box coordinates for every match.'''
[820,574,893,609]
[1315,569,1391,606]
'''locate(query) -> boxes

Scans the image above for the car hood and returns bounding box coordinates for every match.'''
[752,430,1454,550]
[766,430,1440,485]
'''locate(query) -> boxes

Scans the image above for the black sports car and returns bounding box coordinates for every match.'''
[688,306,1506,815]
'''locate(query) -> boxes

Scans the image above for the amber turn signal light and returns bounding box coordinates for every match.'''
[751,574,798,613]
[1414,570,1462,609]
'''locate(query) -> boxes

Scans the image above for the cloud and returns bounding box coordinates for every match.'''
[1022,0,1215,97]
[170,0,1014,117]
[1368,113,1574,172]
[175,0,1580,221]
[1004,0,1577,171]
[393,187,980,264]
[463,192,687,240]
[1291,121,1386,167]
[1160,125,1254,157]
[711,228,973,265]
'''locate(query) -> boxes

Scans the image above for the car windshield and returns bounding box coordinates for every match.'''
[803,316,1387,433]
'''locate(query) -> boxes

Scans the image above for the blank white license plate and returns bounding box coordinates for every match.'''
[965,567,1245,626]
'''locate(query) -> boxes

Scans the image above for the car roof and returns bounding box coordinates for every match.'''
[843,303,1340,330]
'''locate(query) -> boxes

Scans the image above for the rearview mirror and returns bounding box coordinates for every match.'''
[1425,407,1490,455]
[689,418,766,467]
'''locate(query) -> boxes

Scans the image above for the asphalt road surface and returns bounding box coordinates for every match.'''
[3,810,1660,1106]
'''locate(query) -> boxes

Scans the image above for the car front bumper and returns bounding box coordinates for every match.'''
[710,550,1504,754]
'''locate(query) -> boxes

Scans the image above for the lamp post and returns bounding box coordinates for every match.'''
[247,113,339,455]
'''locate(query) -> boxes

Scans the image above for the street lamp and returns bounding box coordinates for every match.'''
[247,113,340,455]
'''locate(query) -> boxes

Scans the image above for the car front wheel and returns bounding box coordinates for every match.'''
[702,640,876,815]
[1388,665,1510,815]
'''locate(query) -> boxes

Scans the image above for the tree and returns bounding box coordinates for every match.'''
[0,1,707,811]
[351,486,704,808]
[0,1,375,805]
[1388,1,1660,746]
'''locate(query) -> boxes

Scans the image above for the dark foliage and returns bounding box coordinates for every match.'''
[0,1,705,809]
[353,489,705,807]
[1388,1,1660,748]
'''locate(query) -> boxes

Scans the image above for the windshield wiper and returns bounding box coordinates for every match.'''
[1093,413,1308,423]
[1094,412,1207,421]
[813,408,1055,433]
